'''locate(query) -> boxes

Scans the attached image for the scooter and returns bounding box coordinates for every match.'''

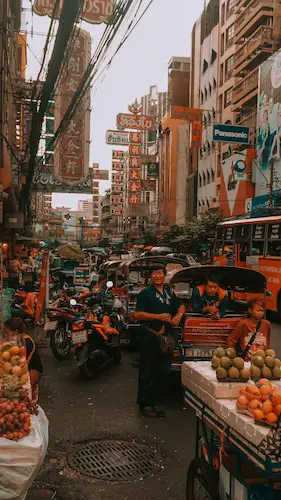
[71,282,122,379]
[45,302,81,360]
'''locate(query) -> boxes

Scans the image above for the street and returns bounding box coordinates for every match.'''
[26,317,281,500]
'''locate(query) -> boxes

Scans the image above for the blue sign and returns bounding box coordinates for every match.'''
[213,124,250,144]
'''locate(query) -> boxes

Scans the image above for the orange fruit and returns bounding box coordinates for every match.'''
[248,399,261,412]
[272,395,281,406]
[3,362,12,373]
[2,351,11,361]
[258,379,272,387]
[246,386,261,396]
[19,346,25,357]
[11,366,22,376]
[9,346,20,356]
[239,387,247,396]
[259,385,273,396]
[274,404,281,416]
[236,396,249,410]
[20,373,28,385]
[262,401,273,415]
[267,412,278,424]
[253,409,265,420]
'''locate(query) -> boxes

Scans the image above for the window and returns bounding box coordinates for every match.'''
[221,34,225,56]
[203,172,206,185]
[206,141,211,155]
[211,49,217,64]
[174,61,181,70]
[267,223,281,256]
[226,24,235,45]
[209,83,212,97]
[205,87,208,101]
[203,59,208,74]
[213,78,217,90]
[201,91,204,104]
[267,242,281,257]
[145,192,150,204]
[199,174,202,187]
[207,170,210,184]
[221,3,225,25]
[224,87,233,107]
[225,56,234,78]
[211,169,215,182]
[183,62,190,71]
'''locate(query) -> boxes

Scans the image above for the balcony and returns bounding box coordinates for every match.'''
[233,25,274,76]
[235,0,275,42]
[232,68,259,109]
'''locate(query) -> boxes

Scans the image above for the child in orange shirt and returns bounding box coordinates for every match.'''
[227,298,271,361]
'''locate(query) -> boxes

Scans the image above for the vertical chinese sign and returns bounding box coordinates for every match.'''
[111,150,125,215]
[54,29,91,185]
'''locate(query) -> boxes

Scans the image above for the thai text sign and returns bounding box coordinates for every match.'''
[93,169,109,180]
[117,113,155,131]
[32,167,93,193]
[33,0,115,24]
[106,130,129,145]
[213,124,250,144]
[54,29,91,185]
[171,106,203,122]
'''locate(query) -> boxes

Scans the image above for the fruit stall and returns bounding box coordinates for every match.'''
[182,347,281,500]
[0,331,48,499]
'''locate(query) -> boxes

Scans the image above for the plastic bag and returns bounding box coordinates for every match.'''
[0,406,49,500]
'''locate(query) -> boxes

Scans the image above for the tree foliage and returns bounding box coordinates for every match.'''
[161,212,223,255]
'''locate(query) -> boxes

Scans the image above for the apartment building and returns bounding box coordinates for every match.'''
[232,0,281,138]
[197,0,220,216]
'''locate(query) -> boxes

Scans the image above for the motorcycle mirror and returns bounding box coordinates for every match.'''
[106,281,114,289]
[70,298,77,306]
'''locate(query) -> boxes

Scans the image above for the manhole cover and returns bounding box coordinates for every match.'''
[68,440,162,481]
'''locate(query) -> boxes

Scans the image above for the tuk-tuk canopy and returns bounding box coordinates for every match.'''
[56,245,86,260]
[169,265,267,294]
[121,256,188,275]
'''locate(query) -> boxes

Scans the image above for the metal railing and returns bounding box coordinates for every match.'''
[235,0,274,34]
[233,67,259,102]
[234,25,273,69]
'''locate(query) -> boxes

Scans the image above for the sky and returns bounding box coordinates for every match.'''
[23,0,205,209]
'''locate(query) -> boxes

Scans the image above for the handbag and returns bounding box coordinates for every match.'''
[145,325,176,354]
[236,320,261,359]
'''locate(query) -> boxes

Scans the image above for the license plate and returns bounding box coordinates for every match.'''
[72,330,88,344]
[185,348,214,358]
[120,338,130,345]
[44,320,58,331]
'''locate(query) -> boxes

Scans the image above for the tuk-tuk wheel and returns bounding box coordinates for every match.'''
[186,458,219,500]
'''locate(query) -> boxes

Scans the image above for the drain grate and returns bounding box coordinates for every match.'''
[68,440,162,481]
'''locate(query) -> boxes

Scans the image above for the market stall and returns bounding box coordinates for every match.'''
[182,356,281,500]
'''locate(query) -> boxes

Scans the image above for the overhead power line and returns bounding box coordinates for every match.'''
[19,0,85,216]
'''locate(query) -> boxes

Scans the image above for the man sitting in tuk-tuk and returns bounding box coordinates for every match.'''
[192,275,228,319]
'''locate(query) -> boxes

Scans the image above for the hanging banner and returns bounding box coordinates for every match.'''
[35,251,49,325]
[106,130,129,145]
[117,113,155,131]
[33,0,116,25]
[129,132,142,144]
[129,144,142,156]
[142,179,156,191]
[190,122,202,149]
[171,106,203,122]
[146,163,159,177]
[54,29,91,185]
[93,169,109,180]
[128,157,142,168]
[112,150,126,160]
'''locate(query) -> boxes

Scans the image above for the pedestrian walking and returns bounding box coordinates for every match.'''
[134,264,185,418]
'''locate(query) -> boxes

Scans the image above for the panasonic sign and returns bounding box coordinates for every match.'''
[213,124,250,144]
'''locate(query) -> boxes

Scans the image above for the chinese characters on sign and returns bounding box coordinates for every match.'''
[129,132,142,143]
[129,144,142,156]
[190,122,202,149]
[112,162,125,170]
[93,169,109,180]
[128,157,142,168]
[112,150,126,160]
[54,29,91,185]
[117,113,155,131]
[33,0,116,25]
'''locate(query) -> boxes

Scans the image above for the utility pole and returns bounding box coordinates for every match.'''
[0,0,7,172]
[19,0,83,216]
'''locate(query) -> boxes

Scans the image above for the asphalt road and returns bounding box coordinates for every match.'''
[26,318,281,500]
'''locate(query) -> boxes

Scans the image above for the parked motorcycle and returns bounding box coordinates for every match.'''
[71,282,122,379]
[45,302,80,360]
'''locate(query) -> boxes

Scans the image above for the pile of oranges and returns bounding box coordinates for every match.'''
[0,342,29,387]
[236,379,281,425]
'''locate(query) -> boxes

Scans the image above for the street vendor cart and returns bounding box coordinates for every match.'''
[182,359,281,500]
[168,266,267,370]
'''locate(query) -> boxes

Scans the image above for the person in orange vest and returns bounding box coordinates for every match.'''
[192,275,228,319]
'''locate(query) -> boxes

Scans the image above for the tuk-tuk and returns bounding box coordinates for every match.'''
[118,256,191,346]
[168,265,267,370]
[98,260,122,289]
